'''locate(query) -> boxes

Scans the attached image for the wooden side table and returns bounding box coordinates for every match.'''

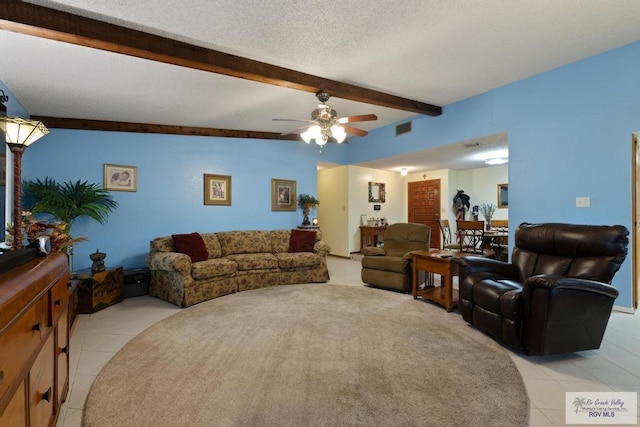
[359,225,387,250]
[411,250,459,312]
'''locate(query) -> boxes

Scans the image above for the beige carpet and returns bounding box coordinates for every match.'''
[84,284,529,426]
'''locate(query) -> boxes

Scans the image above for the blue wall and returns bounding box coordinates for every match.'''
[3,40,639,307]
[346,41,640,308]
[19,129,332,271]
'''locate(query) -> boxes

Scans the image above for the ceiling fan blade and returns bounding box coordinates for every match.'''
[343,125,368,137]
[337,114,378,124]
[272,118,313,123]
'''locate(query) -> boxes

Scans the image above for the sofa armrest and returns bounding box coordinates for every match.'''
[453,256,520,279]
[145,252,192,274]
[362,246,385,256]
[313,240,331,257]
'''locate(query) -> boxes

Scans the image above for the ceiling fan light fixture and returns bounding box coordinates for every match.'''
[301,125,321,144]
[331,124,346,143]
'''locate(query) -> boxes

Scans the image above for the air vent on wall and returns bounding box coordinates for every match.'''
[396,121,412,136]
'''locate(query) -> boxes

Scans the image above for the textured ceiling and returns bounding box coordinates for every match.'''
[2,0,640,171]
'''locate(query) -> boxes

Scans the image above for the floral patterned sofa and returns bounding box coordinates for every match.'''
[145,229,330,307]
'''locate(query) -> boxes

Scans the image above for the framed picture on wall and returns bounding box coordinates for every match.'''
[104,164,137,192]
[204,173,232,205]
[497,183,508,208]
[368,182,385,203]
[271,178,296,211]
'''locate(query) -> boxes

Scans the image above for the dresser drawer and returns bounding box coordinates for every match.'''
[29,334,54,427]
[0,299,45,400]
[49,278,69,325]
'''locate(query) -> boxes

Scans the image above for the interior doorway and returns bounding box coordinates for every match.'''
[633,133,639,309]
[408,179,441,249]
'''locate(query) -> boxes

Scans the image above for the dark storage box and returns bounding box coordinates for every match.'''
[123,268,150,298]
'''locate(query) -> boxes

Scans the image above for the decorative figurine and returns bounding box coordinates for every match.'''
[90,249,106,275]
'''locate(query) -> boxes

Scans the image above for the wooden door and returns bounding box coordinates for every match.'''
[408,179,441,249]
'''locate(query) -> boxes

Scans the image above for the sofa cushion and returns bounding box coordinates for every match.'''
[275,252,322,269]
[201,233,222,259]
[217,231,272,256]
[289,229,317,253]
[226,253,278,270]
[270,229,292,253]
[191,258,238,280]
[172,232,208,262]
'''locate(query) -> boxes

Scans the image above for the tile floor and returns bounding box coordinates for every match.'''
[57,256,639,427]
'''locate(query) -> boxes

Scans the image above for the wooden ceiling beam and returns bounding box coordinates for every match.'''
[0,1,442,116]
[31,116,302,141]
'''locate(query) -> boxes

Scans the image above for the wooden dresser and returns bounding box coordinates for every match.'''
[0,253,70,427]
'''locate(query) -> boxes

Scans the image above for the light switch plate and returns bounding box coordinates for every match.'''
[576,197,590,208]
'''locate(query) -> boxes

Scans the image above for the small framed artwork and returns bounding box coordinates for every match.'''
[104,164,137,192]
[204,173,232,205]
[497,183,508,208]
[271,178,296,211]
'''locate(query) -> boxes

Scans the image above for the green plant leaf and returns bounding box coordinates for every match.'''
[23,177,119,232]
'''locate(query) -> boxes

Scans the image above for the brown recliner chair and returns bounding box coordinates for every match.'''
[361,223,431,292]
[453,222,628,356]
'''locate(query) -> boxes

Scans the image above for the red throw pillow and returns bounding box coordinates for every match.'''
[289,229,317,253]
[172,232,208,262]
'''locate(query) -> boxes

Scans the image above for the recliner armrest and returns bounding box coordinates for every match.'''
[524,275,619,299]
[361,247,385,256]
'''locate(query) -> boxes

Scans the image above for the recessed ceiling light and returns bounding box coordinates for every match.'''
[485,157,508,165]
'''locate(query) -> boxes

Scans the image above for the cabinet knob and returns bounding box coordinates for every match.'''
[32,322,42,331]
[60,345,68,355]
[55,298,62,306]
[42,387,52,402]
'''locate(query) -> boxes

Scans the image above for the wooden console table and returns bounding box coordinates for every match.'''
[411,250,459,312]
[359,225,387,250]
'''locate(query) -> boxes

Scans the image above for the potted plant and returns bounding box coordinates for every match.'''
[20,177,119,251]
[479,203,497,230]
[297,194,319,226]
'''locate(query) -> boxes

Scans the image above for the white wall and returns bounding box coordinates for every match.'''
[318,165,405,256]
[318,166,349,257]
[455,165,509,221]
[319,163,509,256]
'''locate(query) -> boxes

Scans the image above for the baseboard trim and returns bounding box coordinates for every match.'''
[612,305,635,314]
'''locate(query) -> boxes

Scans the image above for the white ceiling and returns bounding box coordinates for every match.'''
[2,0,640,172]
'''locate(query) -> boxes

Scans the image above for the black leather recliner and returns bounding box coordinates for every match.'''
[453,222,628,356]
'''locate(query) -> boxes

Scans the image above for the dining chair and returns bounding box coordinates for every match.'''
[437,219,459,250]
[490,219,509,233]
[456,220,494,257]
[487,219,508,260]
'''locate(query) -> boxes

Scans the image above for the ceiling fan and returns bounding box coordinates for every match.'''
[273,92,377,149]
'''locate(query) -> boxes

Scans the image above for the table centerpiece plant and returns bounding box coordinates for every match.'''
[479,203,497,230]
